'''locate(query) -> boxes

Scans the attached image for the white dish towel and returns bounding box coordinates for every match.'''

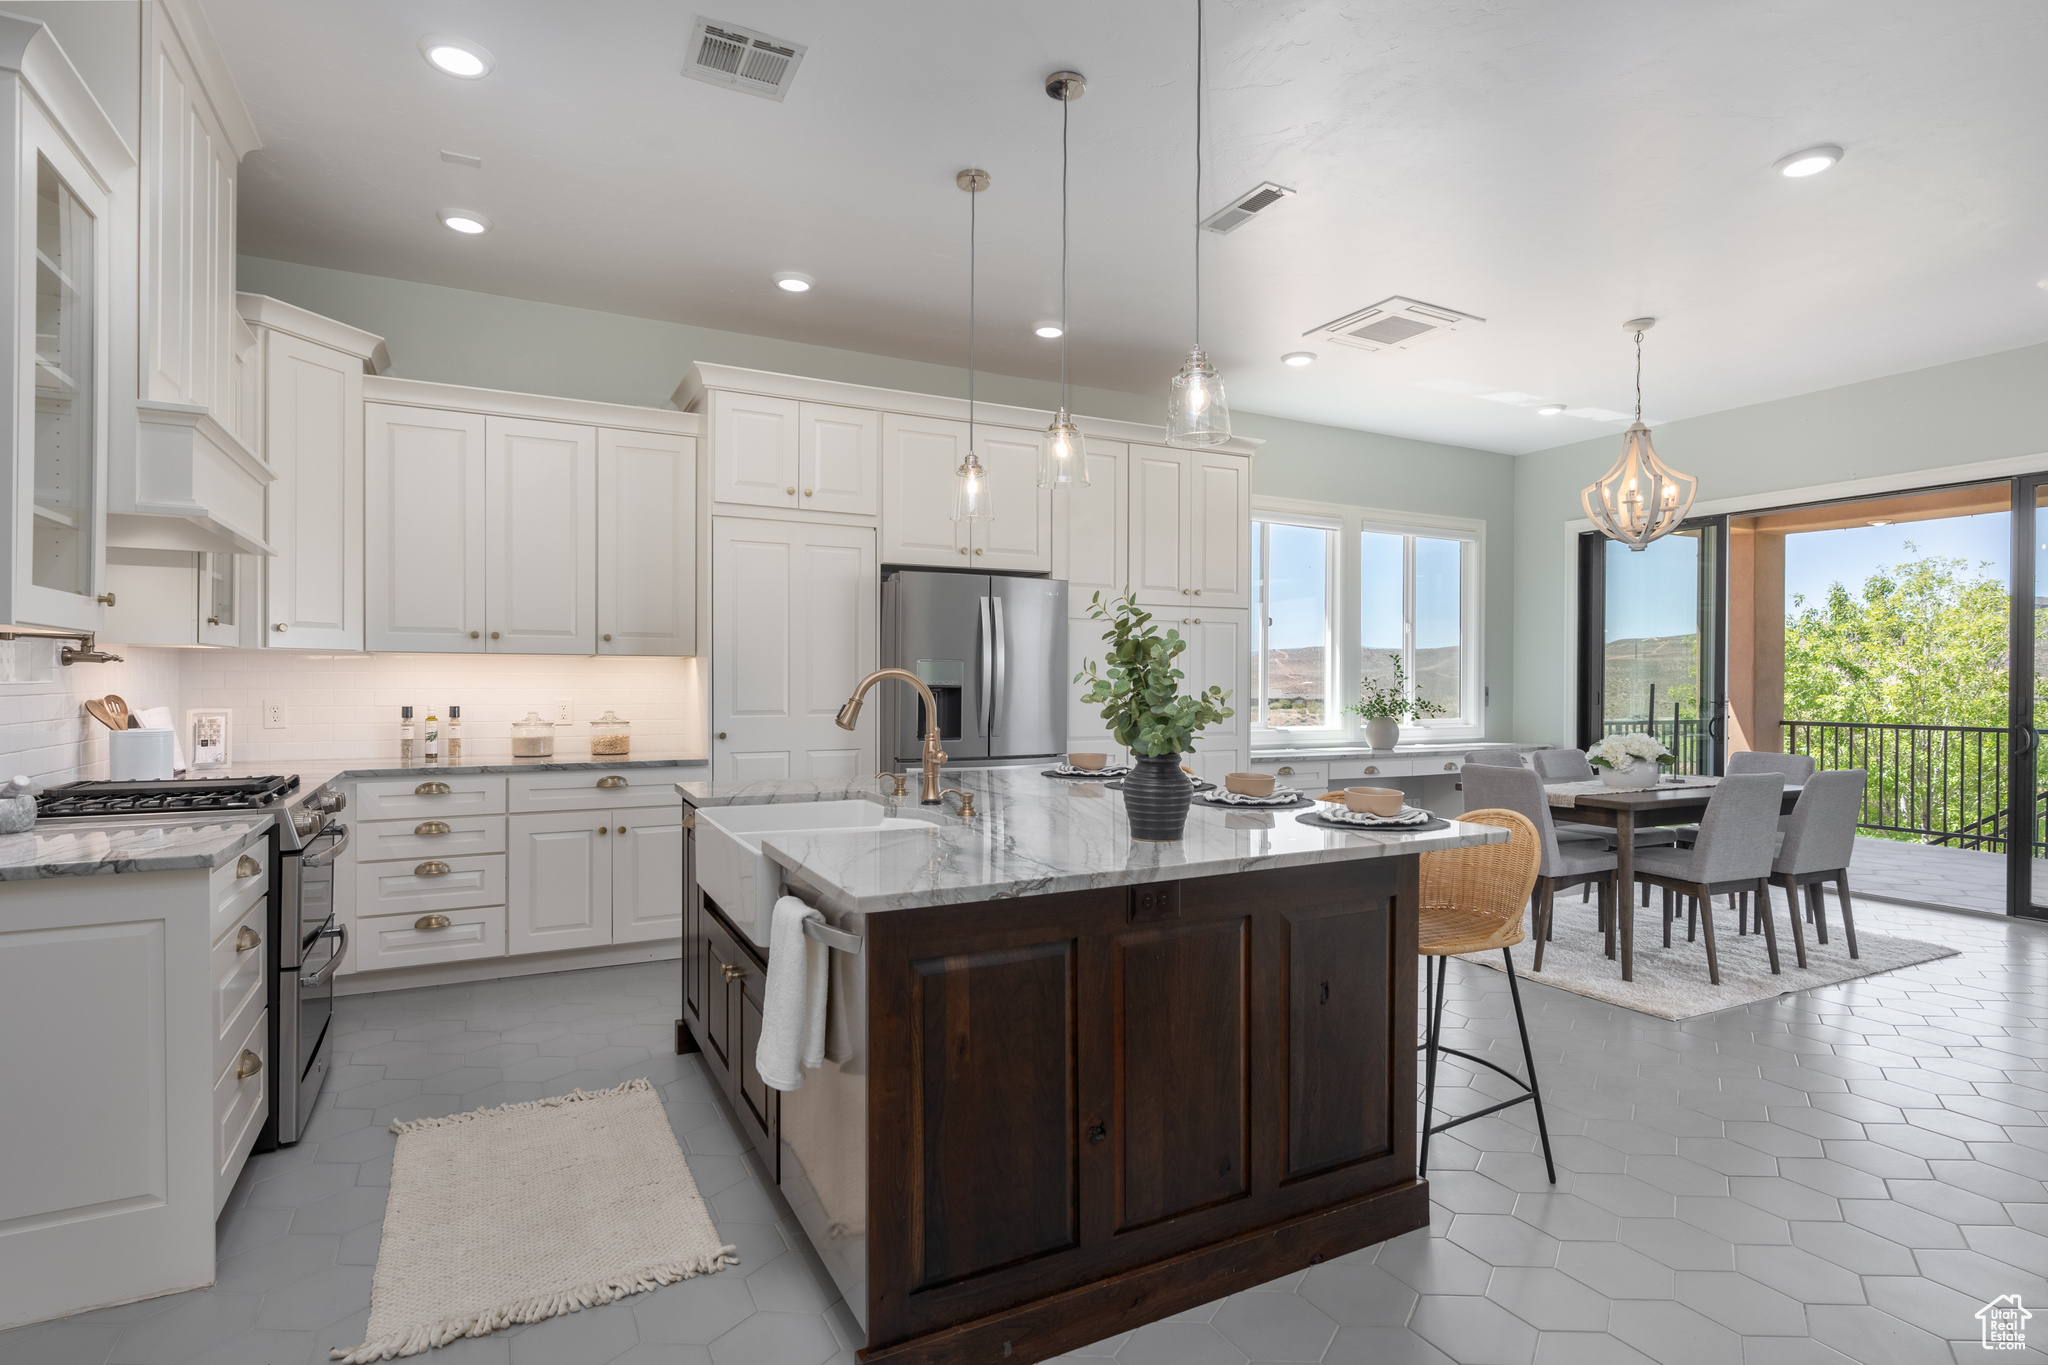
[756,894,830,1092]
[135,706,186,774]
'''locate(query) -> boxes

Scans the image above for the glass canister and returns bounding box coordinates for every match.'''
[511,711,555,759]
[590,710,630,756]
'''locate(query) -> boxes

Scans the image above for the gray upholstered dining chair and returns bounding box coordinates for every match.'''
[1530,747,1677,910]
[1461,764,1617,971]
[1628,773,1786,983]
[1677,750,1819,933]
[1764,768,1866,968]
[1463,750,1526,768]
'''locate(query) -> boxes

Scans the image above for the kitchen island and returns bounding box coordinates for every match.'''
[677,767,1504,1365]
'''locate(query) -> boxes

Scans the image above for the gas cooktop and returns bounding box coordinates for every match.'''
[36,775,300,819]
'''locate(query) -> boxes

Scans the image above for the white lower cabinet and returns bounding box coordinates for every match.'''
[353,904,506,973]
[213,1006,268,1216]
[613,808,685,944]
[508,813,613,954]
[711,517,877,781]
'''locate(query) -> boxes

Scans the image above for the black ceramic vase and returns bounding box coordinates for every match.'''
[1124,753,1194,841]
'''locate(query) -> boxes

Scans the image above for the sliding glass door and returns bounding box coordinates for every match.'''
[2013,478,2048,918]
[1577,518,1729,776]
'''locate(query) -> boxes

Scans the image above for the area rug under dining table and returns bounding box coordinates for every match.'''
[1461,902,1959,1020]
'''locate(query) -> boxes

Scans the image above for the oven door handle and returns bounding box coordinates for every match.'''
[299,925,347,988]
[299,824,350,868]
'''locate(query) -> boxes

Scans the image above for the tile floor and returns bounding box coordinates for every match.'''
[4,898,2045,1365]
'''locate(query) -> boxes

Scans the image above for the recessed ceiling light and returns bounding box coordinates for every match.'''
[1035,324,1063,339]
[2037,279,2048,291]
[1281,351,1316,367]
[1773,144,1842,178]
[420,35,493,79]
[773,272,813,293]
[1535,403,1567,416]
[437,208,491,234]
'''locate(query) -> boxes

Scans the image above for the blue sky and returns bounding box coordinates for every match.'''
[1603,512,2011,640]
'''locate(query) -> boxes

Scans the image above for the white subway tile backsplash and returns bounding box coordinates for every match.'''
[0,640,186,785]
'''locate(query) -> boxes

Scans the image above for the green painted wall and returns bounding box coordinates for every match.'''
[1512,341,2048,745]
[239,256,1522,737]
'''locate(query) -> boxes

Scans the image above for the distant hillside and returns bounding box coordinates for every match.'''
[1262,645,1462,727]
[1604,634,1701,721]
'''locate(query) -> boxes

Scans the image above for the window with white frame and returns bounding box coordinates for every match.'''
[1253,500,1484,744]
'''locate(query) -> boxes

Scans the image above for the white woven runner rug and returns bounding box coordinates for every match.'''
[332,1079,735,1362]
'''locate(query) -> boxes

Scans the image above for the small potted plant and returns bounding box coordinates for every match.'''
[1347,654,1446,752]
[1075,589,1234,841]
[1586,732,1673,788]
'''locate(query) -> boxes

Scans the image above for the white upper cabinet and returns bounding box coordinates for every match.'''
[799,402,878,516]
[710,391,879,518]
[250,309,379,649]
[0,18,130,631]
[711,391,799,509]
[598,429,696,656]
[1051,439,1127,616]
[880,414,968,565]
[1129,445,1251,609]
[970,428,1052,572]
[485,416,596,655]
[365,403,486,653]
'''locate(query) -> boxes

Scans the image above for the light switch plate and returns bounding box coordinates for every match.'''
[262,700,286,730]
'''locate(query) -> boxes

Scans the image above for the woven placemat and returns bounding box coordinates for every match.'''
[1294,810,1451,834]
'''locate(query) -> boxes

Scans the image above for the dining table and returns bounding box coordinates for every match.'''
[1542,775,1803,981]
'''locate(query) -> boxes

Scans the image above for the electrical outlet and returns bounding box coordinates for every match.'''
[262,700,287,730]
[553,699,573,725]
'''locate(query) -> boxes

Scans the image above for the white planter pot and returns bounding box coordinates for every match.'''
[1599,759,1659,789]
[1365,718,1401,751]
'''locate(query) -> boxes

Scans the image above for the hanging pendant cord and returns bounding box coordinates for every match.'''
[1634,330,1644,422]
[1060,93,1069,409]
[1193,0,1202,348]
[968,182,977,450]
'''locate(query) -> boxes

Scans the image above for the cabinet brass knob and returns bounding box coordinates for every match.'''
[97,591,116,606]
[617,825,626,835]
[598,826,609,835]
[207,616,220,626]
[958,546,968,555]
[415,914,452,931]
[1182,588,1191,595]
[602,633,612,642]
[786,486,796,494]
[717,731,727,740]
[720,962,744,981]
[1193,617,1202,624]
[235,1049,263,1080]
[1194,589,1202,596]
[490,631,500,640]
[682,811,696,829]
[235,925,261,952]
[804,488,813,497]
[415,781,452,796]
[596,775,628,788]
[470,630,480,639]
[414,820,451,836]
[974,547,984,555]
[274,622,288,632]
[414,861,452,877]
[235,853,262,878]
[1086,1120,1107,1144]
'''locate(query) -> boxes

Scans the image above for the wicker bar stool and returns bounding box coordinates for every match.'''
[1417,807,1556,1184]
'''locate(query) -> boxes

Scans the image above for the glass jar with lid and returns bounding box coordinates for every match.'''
[511,711,555,759]
[590,710,630,757]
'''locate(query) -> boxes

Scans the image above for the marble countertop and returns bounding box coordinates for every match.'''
[0,818,270,882]
[1250,741,1548,761]
[680,767,1504,919]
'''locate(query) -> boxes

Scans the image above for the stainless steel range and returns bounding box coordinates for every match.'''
[34,775,349,1146]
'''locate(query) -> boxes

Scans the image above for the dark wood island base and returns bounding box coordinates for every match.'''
[686,826,1433,1365]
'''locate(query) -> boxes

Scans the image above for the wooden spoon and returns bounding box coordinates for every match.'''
[84,697,122,730]
[101,695,132,729]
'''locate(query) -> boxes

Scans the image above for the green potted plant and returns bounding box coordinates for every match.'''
[1348,654,1447,751]
[1075,589,1234,841]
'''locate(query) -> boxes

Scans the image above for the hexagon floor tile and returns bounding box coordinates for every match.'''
[5,899,2045,1365]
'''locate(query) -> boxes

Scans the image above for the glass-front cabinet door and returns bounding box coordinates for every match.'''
[197,551,240,646]
[8,95,113,630]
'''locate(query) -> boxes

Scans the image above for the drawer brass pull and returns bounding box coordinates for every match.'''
[235,925,261,953]
[414,821,451,837]
[596,775,628,788]
[1276,766,1294,775]
[415,914,452,931]
[1444,762,1457,771]
[235,1049,262,1080]
[235,853,262,879]
[415,781,452,796]
[1363,766,1379,775]
[414,861,452,877]
[720,962,744,982]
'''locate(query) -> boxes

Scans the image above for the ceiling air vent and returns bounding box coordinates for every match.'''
[1201,181,1294,234]
[1305,296,1485,353]
[684,18,807,102]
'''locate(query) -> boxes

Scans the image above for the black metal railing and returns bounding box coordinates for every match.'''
[1601,715,1710,776]
[1780,718,2035,853]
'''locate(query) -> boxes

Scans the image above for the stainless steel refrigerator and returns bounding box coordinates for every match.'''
[881,571,1068,765]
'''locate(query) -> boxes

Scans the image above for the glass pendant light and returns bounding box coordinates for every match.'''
[1039,71,1089,488]
[953,168,994,523]
[1166,0,1231,447]
[1582,319,1697,551]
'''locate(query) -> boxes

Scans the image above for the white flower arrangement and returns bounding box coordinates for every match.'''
[1586,732,1673,770]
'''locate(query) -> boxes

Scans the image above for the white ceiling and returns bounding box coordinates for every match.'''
[203,0,2048,455]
